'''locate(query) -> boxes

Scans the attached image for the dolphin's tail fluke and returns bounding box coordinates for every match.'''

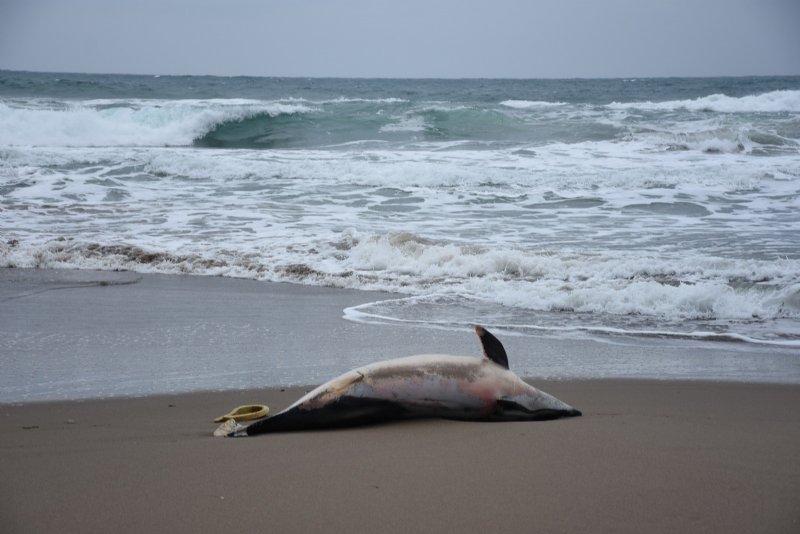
[211,419,246,437]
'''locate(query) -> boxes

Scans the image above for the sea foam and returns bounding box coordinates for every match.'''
[500,100,568,109]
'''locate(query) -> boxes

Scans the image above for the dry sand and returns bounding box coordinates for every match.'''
[2,380,799,534]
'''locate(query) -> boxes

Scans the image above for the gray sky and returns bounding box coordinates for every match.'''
[1,0,798,78]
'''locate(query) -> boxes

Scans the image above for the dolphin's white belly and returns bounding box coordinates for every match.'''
[351,373,489,415]
[290,354,522,417]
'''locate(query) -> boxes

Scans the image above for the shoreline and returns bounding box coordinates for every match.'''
[2,268,798,405]
[1,374,796,408]
[2,380,798,533]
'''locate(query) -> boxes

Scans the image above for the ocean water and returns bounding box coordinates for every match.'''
[2,71,800,351]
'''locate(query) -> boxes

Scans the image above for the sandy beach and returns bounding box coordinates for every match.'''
[1,381,798,533]
[1,269,799,533]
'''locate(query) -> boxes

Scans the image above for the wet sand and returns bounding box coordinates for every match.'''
[2,268,797,404]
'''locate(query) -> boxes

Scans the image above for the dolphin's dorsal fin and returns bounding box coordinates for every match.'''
[474,325,509,369]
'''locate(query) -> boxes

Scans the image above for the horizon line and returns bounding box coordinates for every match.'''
[3,67,800,82]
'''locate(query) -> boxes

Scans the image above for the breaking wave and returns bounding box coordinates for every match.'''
[5,89,798,153]
[3,234,799,346]
[500,100,568,109]
[0,99,315,147]
[607,89,800,113]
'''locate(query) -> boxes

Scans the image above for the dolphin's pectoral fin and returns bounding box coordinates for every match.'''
[474,325,509,369]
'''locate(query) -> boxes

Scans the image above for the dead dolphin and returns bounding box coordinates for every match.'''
[229,325,580,436]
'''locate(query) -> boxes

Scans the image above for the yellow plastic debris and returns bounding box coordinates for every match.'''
[213,404,269,423]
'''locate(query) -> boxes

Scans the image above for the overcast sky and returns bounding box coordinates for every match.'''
[1,0,798,78]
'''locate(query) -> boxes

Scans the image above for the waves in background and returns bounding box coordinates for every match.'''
[2,71,800,347]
